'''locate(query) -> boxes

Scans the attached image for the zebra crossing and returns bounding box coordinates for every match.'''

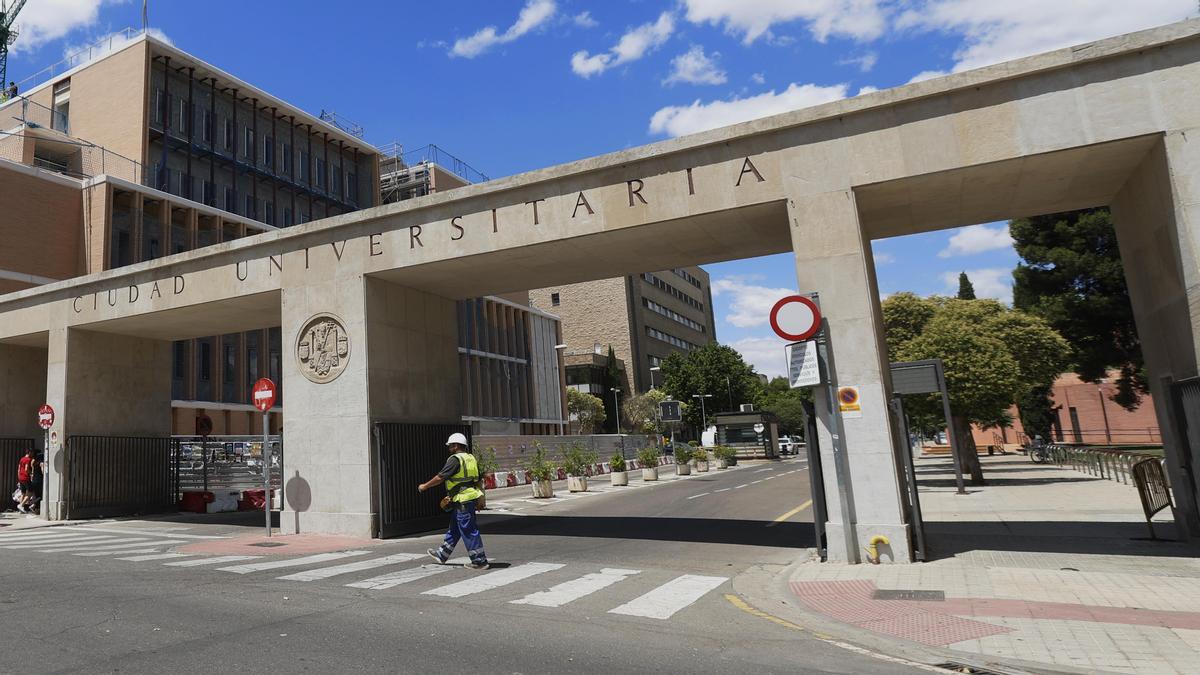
[0,526,730,621]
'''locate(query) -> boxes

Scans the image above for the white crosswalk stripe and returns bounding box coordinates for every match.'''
[345,563,454,590]
[26,537,147,551]
[218,550,370,574]
[608,574,728,620]
[511,567,640,607]
[276,553,425,581]
[0,534,119,547]
[76,547,167,557]
[41,539,189,554]
[164,555,261,567]
[118,553,195,562]
[422,562,564,598]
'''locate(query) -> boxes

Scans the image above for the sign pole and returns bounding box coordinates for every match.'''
[263,411,270,538]
[251,378,277,538]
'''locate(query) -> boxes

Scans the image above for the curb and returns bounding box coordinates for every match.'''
[483,455,676,490]
[731,559,1093,675]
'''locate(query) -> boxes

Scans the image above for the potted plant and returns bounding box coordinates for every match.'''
[715,445,736,469]
[523,443,557,498]
[563,442,596,493]
[693,447,710,472]
[637,446,661,481]
[472,444,500,509]
[610,453,628,486]
[675,449,692,476]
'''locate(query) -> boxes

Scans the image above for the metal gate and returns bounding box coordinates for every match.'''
[1,438,34,507]
[64,436,179,518]
[374,422,470,538]
[1167,377,1200,535]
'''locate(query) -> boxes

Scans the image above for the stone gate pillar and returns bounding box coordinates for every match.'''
[788,189,911,563]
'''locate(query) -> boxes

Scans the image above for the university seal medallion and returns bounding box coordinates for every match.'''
[296,313,351,384]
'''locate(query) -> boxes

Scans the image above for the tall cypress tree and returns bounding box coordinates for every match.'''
[956,272,976,300]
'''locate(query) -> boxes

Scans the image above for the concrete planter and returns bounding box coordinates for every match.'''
[642,467,659,481]
[716,458,729,469]
[567,475,588,493]
[696,461,710,473]
[610,470,628,486]
[676,463,692,476]
[531,479,554,498]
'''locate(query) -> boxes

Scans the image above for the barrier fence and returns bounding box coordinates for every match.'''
[64,435,178,518]
[1047,444,1163,486]
[173,435,282,497]
[375,421,471,538]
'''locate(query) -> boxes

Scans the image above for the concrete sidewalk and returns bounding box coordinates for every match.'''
[786,453,1200,674]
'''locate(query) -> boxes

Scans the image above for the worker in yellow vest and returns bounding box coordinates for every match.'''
[418,433,489,570]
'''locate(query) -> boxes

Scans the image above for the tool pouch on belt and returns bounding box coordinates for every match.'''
[439,495,452,512]
[475,492,486,510]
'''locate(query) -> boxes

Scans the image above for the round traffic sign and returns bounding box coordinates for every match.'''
[37,404,54,430]
[252,378,277,412]
[195,413,214,437]
[769,295,822,342]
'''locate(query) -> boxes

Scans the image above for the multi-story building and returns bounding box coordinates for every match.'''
[530,267,716,431]
[0,30,566,437]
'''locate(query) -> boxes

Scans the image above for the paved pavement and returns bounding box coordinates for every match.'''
[0,455,939,673]
[783,452,1200,674]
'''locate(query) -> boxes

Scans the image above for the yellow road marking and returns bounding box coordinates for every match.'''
[767,499,812,527]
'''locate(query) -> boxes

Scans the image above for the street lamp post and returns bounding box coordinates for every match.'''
[554,343,568,435]
[650,366,660,389]
[692,393,712,443]
[613,387,622,436]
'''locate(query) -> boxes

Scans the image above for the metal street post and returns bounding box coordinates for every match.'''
[555,344,568,435]
[252,378,277,538]
[691,394,711,443]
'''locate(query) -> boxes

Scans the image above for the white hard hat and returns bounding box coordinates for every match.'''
[446,433,468,447]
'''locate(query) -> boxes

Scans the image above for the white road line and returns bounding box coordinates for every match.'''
[754,468,774,474]
[164,555,262,567]
[608,574,729,620]
[764,476,776,480]
[751,480,764,485]
[686,492,710,500]
[734,484,748,489]
[218,550,370,574]
[118,553,195,562]
[56,526,227,540]
[0,530,97,541]
[346,564,453,590]
[422,562,565,598]
[75,547,166,557]
[0,534,118,547]
[511,568,640,607]
[714,488,730,493]
[42,539,188,553]
[276,553,425,581]
[27,537,147,551]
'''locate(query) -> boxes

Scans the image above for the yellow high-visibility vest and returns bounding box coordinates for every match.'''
[446,452,483,503]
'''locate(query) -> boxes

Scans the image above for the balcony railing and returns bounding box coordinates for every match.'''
[12,27,144,96]
[1,95,69,134]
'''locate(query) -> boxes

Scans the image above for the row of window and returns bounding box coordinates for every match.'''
[643,298,705,333]
[152,165,326,226]
[672,267,704,289]
[153,89,359,202]
[641,272,704,312]
[646,326,699,351]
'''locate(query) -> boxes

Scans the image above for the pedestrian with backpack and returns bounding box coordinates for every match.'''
[417,433,490,570]
[15,448,34,513]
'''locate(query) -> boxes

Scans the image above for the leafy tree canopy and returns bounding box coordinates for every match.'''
[566,389,605,434]
[660,342,759,429]
[755,376,811,436]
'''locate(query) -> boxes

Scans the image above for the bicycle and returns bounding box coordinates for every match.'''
[1027,441,1051,464]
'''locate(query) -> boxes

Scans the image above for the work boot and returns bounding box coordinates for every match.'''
[464,560,490,571]
[426,548,446,564]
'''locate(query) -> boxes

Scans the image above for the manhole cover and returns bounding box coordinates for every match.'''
[872,589,945,601]
[249,541,286,548]
[933,662,1008,674]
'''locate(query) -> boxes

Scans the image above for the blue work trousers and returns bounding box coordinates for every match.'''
[436,501,487,564]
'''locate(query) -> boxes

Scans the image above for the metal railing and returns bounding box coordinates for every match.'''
[174,435,282,497]
[0,95,69,132]
[63,435,178,518]
[378,142,490,186]
[1046,443,1164,486]
[13,27,143,95]
[0,130,146,184]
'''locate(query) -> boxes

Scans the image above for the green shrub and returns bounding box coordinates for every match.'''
[636,446,660,468]
[563,442,598,477]
[714,445,738,461]
[522,443,558,482]
[692,448,709,462]
[610,453,626,472]
[675,450,691,464]
[687,440,699,447]
[472,444,499,477]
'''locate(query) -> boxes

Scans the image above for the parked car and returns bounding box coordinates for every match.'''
[779,436,804,455]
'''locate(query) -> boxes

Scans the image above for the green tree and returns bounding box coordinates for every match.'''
[566,389,606,434]
[1011,208,1146,409]
[660,343,758,430]
[956,272,976,300]
[755,377,811,436]
[886,297,1070,484]
[880,292,939,362]
[601,345,624,432]
[623,388,667,434]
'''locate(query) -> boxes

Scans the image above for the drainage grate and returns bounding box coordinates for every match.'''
[248,541,286,548]
[872,589,945,601]
[932,663,1009,675]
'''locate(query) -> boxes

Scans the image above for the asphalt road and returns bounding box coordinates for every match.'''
[1,457,923,674]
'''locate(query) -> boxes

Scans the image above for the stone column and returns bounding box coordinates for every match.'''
[42,327,172,520]
[0,343,47,440]
[279,268,460,538]
[1111,132,1200,538]
[788,189,911,563]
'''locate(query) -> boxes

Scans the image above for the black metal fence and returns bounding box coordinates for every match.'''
[1,438,34,507]
[64,436,178,519]
[375,422,470,538]
[174,436,283,496]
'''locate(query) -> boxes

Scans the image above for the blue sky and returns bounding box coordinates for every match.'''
[10,1,1197,377]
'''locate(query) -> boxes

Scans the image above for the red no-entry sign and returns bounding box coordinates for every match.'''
[252,378,277,412]
[769,295,822,342]
[37,404,54,430]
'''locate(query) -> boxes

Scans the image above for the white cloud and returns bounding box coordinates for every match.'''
[941,268,1013,303]
[10,0,123,54]
[856,85,879,96]
[873,251,894,264]
[664,45,727,85]
[711,277,797,329]
[839,52,878,72]
[897,0,1197,72]
[573,11,598,28]
[571,11,674,78]
[937,223,1013,258]
[682,0,888,44]
[750,72,765,85]
[451,0,556,58]
[649,82,848,137]
[907,69,948,84]
[728,336,789,379]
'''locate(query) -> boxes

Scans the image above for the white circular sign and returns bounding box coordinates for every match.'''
[754,423,765,434]
[769,296,822,342]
